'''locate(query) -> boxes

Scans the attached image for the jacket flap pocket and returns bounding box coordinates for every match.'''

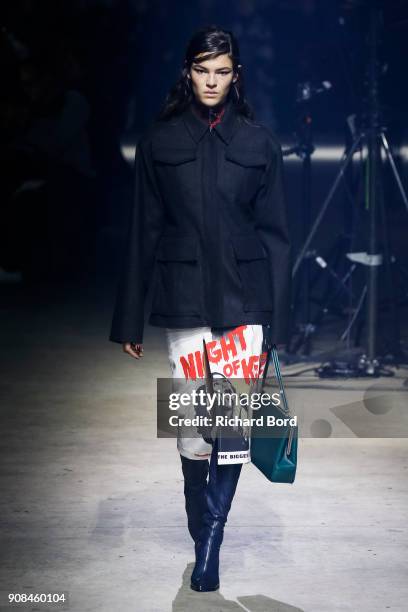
[232,235,267,261]
[225,148,267,167]
[152,146,197,165]
[156,236,198,261]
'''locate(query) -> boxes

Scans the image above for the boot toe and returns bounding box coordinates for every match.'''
[190,578,220,592]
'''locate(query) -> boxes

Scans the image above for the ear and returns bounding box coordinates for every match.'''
[233,64,242,83]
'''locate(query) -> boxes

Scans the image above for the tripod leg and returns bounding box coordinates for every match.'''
[378,148,402,360]
[293,133,363,277]
[340,285,367,344]
[381,133,408,214]
[301,152,312,356]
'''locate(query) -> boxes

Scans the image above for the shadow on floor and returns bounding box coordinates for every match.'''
[172,562,305,611]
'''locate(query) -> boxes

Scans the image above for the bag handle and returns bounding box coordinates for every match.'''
[262,327,296,456]
[262,325,289,413]
[271,345,291,415]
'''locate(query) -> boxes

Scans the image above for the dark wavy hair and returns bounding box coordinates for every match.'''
[157,25,254,121]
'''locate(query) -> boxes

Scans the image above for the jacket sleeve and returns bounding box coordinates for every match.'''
[254,136,292,345]
[109,136,164,345]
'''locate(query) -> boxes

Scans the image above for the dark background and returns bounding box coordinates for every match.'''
[1,0,407,357]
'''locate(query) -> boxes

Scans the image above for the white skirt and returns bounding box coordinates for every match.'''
[165,325,264,464]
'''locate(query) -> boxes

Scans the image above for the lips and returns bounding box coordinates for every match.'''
[204,92,218,95]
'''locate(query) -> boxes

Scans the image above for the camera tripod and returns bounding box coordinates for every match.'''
[288,6,408,376]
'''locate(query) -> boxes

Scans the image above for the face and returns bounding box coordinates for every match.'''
[188,52,238,108]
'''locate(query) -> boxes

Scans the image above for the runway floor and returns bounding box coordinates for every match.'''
[0,279,407,612]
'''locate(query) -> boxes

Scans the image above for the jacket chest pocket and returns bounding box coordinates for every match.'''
[151,236,202,316]
[152,146,197,197]
[220,148,267,202]
[231,235,273,312]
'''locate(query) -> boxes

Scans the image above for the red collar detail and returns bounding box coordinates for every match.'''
[209,106,226,130]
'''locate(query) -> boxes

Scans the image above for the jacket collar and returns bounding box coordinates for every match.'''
[183,98,240,145]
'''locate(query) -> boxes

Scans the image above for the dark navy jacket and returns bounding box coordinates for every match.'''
[109,99,292,345]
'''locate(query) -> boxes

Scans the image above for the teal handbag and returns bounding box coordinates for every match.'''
[250,344,298,483]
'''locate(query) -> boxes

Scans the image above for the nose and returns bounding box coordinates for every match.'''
[206,76,217,88]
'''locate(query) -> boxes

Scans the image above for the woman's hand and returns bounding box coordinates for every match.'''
[122,342,144,359]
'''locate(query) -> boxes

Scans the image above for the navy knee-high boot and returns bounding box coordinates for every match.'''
[190,440,242,592]
[180,455,209,548]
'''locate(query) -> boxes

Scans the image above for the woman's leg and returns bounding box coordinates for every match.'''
[190,437,242,591]
[165,326,213,461]
[190,324,264,591]
[180,454,209,546]
[165,327,213,552]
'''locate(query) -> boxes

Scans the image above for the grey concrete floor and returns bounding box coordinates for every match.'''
[1,280,407,612]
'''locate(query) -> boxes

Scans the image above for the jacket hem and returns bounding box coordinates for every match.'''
[148,312,274,329]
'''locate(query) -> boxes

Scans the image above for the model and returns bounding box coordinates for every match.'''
[109,25,291,592]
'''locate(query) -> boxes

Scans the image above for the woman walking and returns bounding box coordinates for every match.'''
[110,25,291,592]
